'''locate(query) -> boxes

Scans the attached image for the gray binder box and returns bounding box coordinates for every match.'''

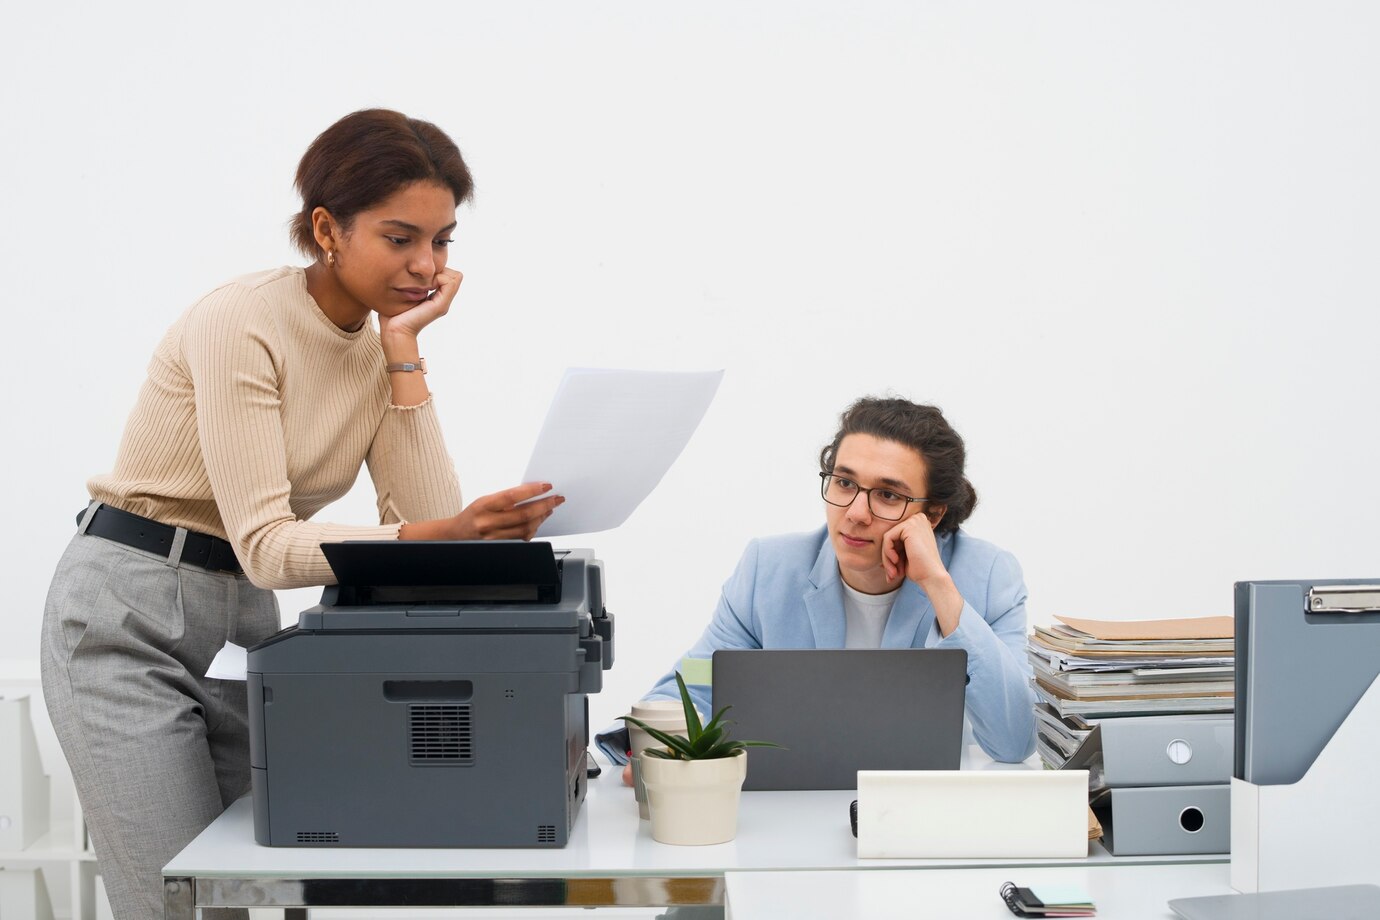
[1066,715,1233,787]
[248,541,614,848]
[1065,716,1233,856]
[1093,784,1230,856]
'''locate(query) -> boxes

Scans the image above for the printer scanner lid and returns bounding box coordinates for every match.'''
[321,540,562,605]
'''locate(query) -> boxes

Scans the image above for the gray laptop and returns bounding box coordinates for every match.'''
[1169,885,1380,920]
[711,648,967,791]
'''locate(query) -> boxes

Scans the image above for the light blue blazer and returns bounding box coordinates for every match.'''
[642,525,1037,763]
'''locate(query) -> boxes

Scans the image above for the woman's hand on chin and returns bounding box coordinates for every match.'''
[378,267,463,345]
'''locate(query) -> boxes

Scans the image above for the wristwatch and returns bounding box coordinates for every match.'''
[385,358,427,374]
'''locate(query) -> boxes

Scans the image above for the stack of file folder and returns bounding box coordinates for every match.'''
[1030,615,1234,856]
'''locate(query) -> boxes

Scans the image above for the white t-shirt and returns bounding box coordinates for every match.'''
[842,580,901,648]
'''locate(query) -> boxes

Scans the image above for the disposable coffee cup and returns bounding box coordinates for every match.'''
[623,699,693,819]
[626,700,689,757]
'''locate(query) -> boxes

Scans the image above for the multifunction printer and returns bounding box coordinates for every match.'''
[247,540,613,847]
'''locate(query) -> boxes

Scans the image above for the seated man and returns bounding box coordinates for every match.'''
[606,396,1036,771]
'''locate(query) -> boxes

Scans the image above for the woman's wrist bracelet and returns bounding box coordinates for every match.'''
[385,358,427,374]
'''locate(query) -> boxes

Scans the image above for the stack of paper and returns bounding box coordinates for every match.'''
[1030,615,1234,768]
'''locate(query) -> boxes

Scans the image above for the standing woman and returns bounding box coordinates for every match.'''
[40,109,559,920]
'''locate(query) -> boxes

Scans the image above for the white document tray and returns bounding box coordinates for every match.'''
[1231,672,1380,892]
[856,769,1088,858]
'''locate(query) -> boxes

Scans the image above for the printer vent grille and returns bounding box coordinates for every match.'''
[537,825,557,844]
[409,704,473,764]
[296,831,339,843]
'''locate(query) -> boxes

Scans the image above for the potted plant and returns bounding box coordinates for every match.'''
[623,671,780,845]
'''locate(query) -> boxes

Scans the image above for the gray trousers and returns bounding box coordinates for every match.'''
[41,511,279,920]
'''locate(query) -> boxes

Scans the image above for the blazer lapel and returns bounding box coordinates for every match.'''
[881,582,934,649]
[804,537,846,648]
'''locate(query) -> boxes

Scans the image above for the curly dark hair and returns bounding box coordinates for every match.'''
[819,397,977,534]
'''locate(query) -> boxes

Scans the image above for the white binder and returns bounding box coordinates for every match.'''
[856,770,1088,858]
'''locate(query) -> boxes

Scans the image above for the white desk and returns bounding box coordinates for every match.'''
[162,747,1226,916]
[724,864,1234,920]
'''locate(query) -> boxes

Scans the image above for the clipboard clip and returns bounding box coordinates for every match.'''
[1306,585,1380,614]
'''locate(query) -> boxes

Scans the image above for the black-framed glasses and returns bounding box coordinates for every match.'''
[819,472,927,521]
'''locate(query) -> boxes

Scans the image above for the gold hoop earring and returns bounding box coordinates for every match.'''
[327,250,336,267]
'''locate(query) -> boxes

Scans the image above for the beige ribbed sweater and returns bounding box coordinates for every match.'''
[88,266,463,590]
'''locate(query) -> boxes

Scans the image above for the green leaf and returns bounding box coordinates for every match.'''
[693,723,725,752]
[699,717,725,737]
[701,740,747,759]
[656,732,699,760]
[627,675,779,760]
[674,671,704,741]
[622,717,676,748]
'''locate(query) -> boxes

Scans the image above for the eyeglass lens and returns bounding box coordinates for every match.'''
[821,475,910,521]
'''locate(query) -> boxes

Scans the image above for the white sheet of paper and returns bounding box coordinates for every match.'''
[206,641,248,681]
[522,368,723,537]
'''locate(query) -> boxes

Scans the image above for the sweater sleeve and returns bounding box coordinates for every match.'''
[365,396,463,525]
[183,286,401,589]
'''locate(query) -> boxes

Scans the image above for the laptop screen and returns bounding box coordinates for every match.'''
[710,648,968,790]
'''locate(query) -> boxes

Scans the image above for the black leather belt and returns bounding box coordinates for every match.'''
[79,504,244,575]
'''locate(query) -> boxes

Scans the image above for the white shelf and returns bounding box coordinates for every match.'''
[2,669,104,919]
[0,823,95,863]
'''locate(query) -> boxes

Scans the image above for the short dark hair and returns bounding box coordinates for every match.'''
[290,109,474,259]
[819,396,978,534]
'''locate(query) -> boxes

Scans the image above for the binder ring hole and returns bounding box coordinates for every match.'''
[1179,807,1205,833]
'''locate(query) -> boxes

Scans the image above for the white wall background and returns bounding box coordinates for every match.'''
[3,1,1377,739]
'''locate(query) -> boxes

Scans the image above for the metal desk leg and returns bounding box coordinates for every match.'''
[163,877,194,920]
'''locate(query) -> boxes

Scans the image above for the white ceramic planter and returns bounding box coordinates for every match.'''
[623,700,698,820]
[640,750,748,845]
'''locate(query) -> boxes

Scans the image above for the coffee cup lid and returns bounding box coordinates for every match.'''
[628,699,686,720]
